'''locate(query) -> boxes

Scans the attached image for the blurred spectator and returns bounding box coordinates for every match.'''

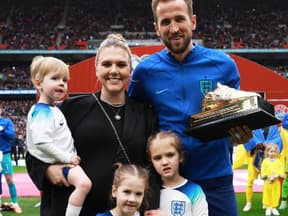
[0,66,34,90]
[11,127,26,166]
[267,65,288,79]
[1,99,35,143]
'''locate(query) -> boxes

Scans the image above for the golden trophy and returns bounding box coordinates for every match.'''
[185,83,280,141]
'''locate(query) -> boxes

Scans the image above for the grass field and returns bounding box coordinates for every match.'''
[2,197,40,216]
[237,192,288,216]
[13,166,27,173]
[1,165,287,215]
[2,193,288,216]
[1,165,40,215]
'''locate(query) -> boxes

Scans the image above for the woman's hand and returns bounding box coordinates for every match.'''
[46,164,73,187]
[229,125,253,144]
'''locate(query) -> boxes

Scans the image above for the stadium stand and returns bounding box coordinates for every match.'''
[0,0,287,49]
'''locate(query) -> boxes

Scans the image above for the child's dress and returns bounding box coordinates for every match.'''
[261,157,284,208]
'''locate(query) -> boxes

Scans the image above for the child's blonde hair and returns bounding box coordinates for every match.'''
[30,56,69,87]
[264,143,280,158]
[111,164,150,211]
[146,130,185,162]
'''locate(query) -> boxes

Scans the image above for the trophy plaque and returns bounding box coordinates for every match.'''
[185,96,280,141]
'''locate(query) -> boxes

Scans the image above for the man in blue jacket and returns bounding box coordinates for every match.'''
[128,0,252,215]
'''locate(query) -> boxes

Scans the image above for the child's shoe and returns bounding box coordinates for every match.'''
[243,202,251,211]
[271,208,280,215]
[278,200,287,210]
[265,207,272,216]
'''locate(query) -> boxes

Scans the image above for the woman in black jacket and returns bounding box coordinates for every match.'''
[25,33,160,216]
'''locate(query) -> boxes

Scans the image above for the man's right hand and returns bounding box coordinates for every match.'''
[229,125,253,144]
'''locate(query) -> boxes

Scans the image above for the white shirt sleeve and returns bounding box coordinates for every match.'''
[36,142,73,164]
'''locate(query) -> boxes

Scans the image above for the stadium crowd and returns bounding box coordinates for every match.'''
[0,0,287,49]
[269,65,288,79]
[0,66,33,90]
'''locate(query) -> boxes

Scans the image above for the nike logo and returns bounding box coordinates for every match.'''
[155,88,168,94]
[59,119,64,126]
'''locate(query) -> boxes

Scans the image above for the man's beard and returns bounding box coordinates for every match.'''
[164,36,192,54]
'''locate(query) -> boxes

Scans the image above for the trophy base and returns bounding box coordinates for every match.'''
[185,96,280,141]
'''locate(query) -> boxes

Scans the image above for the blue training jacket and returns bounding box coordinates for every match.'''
[128,43,240,184]
[0,117,16,153]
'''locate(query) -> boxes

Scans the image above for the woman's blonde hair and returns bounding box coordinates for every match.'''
[95,33,132,68]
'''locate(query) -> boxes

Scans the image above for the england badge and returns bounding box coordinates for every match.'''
[171,200,186,216]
